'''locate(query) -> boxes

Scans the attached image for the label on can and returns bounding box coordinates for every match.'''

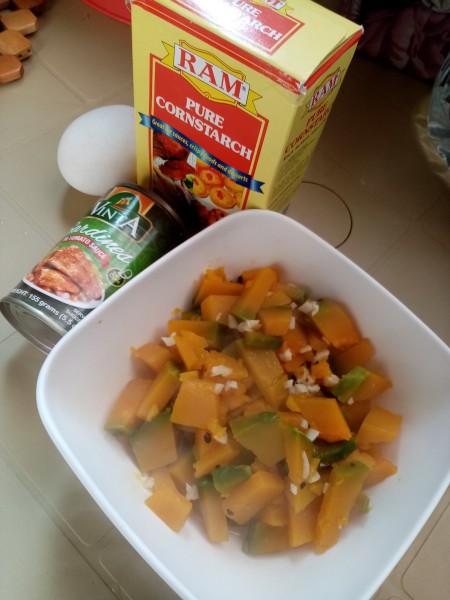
[0,184,187,352]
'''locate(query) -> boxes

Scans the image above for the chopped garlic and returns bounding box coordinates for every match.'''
[301,450,310,480]
[305,428,320,441]
[279,348,293,362]
[323,482,329,494]
[214,383,225,394]
[224,380,238,390]
[324,374,340,387]
[300,418,309,429]
[299,344,312,354]
[236,319,260,332]
[347,396,354,405]
[211,365,233,377]
[213,431,228,444]
[308,471,321,483]
[313,349,330,363]
[185,483,199,501]
[299,300,319,316]
[141,474,155,492]
[290,482,299,496]
[293,382,308,394]
[307,384,321,394]
[161,332,176,346]
[289,315,296,330]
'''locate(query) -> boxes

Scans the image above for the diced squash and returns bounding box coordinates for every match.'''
[193,439,240,478]
[287,395,352,442]
[171,379,221,432]
[237,341,288,408]
[284,427,315,486]
[306,327,330,352]
[261,289,292,308]
[105,378,152,435]
[334,366,392,403]
[197,476,229,542]
[273,282,307,304]
[243,521,290,555]
[130,409,178,473]
[243,331,283,350]
[145,484,192,532]
[203,350,248,381]
[314,438,358,467]
[281,324,309,354]
[277,411,308,430]
[353,370,392,402]
[200,294,239,324]
[223,470,285,525]
[137,360,181,421]
[355,405,403,447]
[259,306,293,337]
[131,341,172,373]
[212,464,252,495]
[286,479,323,514]
[340,399,372,433]
[231,267,278,320]
[167,319,223,349]
[194,428,221,459]
[288,496,321,548]
[174,330,208,371]
[168,450,196,492]
[314,460,370,553]
[309,298,360,350]
[310,359,333,382]
[259,503,289,527]
[363,446,398,487]
[230,412,285,467]
[280,353,308,378]
[193,270,244,306]
[331,338,374,375]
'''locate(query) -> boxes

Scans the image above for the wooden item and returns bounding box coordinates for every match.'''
[1,8,38,35]
[10,0,46,14]
[0,29,32,59]
[0,53,24,83]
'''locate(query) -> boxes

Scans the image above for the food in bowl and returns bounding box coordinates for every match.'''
[36,210,450,600]
[104,264,402,555]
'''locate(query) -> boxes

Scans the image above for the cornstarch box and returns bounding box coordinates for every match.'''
[131,0,362,228]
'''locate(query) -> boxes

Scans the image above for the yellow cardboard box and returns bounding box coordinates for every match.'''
[131,0,362,228]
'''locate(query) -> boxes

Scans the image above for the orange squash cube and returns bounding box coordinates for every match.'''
[145,484,193,532]
[231,267,278,320]
[288,496,321,548]
[314,460,370,553]
[131,341,172,373]
[105,378,152,434]
[355,405,403,447]
[174,330,208,371]
[287,395,352,442]
[310,298,360,350]
[223,470,285,525]
[331,338,374,375]
[171,379,221,431]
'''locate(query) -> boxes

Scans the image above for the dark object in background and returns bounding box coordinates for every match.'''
[428,51,450,166]
[339,0,450,80]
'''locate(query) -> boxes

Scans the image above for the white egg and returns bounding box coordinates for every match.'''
[57,105,137,196]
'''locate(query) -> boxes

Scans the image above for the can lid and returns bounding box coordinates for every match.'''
[117,182,198,238]
[0,297,63,354]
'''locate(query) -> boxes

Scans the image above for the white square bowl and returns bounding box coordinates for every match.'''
[37,209,450,600]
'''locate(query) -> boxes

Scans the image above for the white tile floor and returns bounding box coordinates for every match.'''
[0,2,449,599]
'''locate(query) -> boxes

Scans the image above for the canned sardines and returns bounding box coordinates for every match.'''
[0,184,189,353]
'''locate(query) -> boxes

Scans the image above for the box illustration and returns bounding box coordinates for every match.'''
[131,0,362,227]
